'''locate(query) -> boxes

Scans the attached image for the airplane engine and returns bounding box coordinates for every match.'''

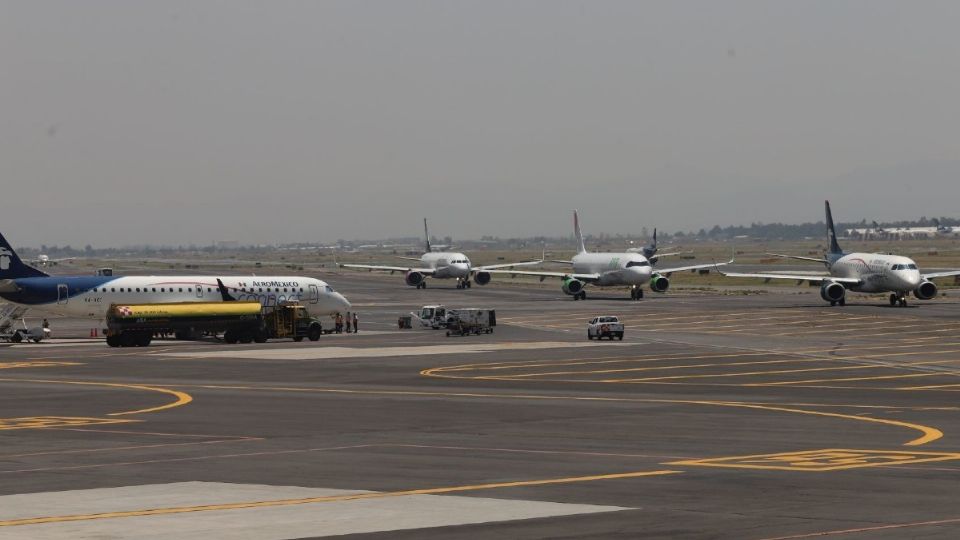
[404,271,425,287]
[649,274,670,293]
[474,271,491,286]
[820,282,846,303]
[913,280,937,300]
[561,278,584,295]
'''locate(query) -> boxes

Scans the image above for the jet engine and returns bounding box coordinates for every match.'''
[405,271,425,287]
[649,274,670,293]
[561,278,584,295]
[820,281,846,303]
[474,271,491,286]
[913,280,937,300]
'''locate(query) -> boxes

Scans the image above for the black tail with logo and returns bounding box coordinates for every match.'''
[824,201,843,255]
[0,232,48,279]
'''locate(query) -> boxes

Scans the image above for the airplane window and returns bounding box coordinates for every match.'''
[627,261,650,267]
[152,288,156,292]
[325,286,334,292]
[179,288,183,292]
[111,288,116,292]
[259,288,263,293]
[283,288,288,292]
[908,264,918,269]
[136,288,141,292]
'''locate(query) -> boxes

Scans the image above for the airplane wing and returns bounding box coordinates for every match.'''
[340,263,437,275]
[475,259,544,271]
[765,252,828,264]
[719,269,860,285]
[922,270,960,280]
[656,257,735,275]
[394,256,424,262]
[484,269,602,282]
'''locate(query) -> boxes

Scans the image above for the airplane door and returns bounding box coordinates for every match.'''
[57,284,69,305]
[308,284,319,304]
[196,283,204,298]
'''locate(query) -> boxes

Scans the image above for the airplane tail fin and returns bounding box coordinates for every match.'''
[423,218,432,253]
[825,200,843,254]
[573,210,587,254]
[0,232,48,279]
[642,228,658,258]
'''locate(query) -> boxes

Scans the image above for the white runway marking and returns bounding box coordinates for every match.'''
[0,482,627,539]
[160,341,629,360]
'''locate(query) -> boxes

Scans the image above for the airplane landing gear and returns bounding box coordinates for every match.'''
[890,293,907,307]
[630,287,644,300]
[572,291,587,301]
[416,282,427,289]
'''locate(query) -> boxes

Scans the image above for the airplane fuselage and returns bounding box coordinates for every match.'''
[572,252,653,286]
[420,252,472,280]
[0,275,351,319]
[828,252,922,293]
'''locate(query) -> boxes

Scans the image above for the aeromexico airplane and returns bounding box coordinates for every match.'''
[486,211,730,300]
[340,218,541,289]
[720,201,960,307]
[0,232,351,320]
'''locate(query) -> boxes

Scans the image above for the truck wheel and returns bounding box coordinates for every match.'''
[136,333,152,347]
[224,329,239,344]
[308,326,322,341]
[293,336,304,342]
[587,332,592,340]
[106,335,121,348]
[11,332,22,343]
[617,333,624,341]
[253,331,267,344]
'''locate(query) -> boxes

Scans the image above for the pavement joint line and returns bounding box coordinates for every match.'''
[0,437,264,459]
[757,516,960,540]
[0,469,682,527]
[179,383,942,446]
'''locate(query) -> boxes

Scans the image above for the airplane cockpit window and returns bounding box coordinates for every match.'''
[907,264,918,270]
[325,285,335,293]
[626,261,650,268]
[891,264,901,270]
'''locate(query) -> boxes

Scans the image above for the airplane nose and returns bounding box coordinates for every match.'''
[907,272,922,288]
[336,292,351,310]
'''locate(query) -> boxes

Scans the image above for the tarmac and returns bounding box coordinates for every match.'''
[2,273,960,539]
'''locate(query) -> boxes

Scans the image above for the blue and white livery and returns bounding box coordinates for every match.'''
[0,232,351,319]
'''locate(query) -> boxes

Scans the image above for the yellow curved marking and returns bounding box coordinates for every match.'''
[188,383,942,447]
[0,378,192,417]
[0,469,680,527]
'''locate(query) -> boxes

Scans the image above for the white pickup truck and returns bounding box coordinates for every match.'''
[587,316,624,340]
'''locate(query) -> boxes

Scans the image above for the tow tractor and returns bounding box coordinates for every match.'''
[413,305,448,329]
[226,302,324,344]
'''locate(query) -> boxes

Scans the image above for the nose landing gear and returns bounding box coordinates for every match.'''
[630,286,644,300]
[456,279,472,289]
[890,293,908,307]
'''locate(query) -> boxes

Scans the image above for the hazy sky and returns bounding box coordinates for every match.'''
[3,1,959,246]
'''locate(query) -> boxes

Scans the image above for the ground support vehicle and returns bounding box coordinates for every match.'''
[105,301,324,347]
[445,308,496,337]
[414,305,448,329]
[242,302,324,344]
[0,304,48,343]
[587,316,624,340]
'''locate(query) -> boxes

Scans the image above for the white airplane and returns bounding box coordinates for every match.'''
[340,219,541,289]
[720,201,960,307]
[0,232,351,320]
[30,254,75,267]
[485,211,730,300]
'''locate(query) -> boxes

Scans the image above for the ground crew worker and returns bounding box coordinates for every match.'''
[335,313,343,333]
[345,311,352,333]
[352,313,358,333]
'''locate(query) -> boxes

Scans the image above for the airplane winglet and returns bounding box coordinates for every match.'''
[216,279,237,302]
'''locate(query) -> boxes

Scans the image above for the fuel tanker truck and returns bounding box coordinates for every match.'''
[105,301,324,347]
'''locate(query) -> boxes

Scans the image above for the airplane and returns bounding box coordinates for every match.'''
[933,218,955,235]
[719,201,960,307]
[0,231,351,321]
[484,211,731,300]
[339,219,542,289]
[624,228,687,262]
[29,254,76,267]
